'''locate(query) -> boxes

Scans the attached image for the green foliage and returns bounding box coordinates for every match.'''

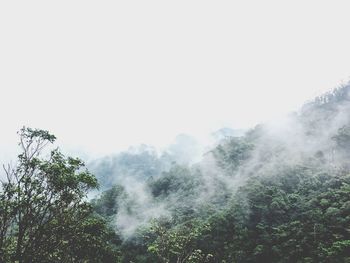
[146,219,212,263]
[213,137,254,172]
[0,127,120,263]
[92,185,126,218]
[10,85,350,262]
[93,145,350,263]
[195,170,350,263]
[147,165,203,223]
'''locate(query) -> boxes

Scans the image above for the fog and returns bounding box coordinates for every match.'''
[2,2,350,261]
[2,0,350,241]
[92,84,350,238]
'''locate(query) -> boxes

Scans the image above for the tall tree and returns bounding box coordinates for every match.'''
[0,127,119,263]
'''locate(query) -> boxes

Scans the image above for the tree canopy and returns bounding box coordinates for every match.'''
[0,127,120,263]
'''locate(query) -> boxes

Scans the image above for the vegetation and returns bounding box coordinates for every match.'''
[2,86,350,262]
[92,85,350,262]
[0,128,120,262]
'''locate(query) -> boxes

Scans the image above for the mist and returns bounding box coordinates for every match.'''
[2,1,350,261]
[89,84,350,239]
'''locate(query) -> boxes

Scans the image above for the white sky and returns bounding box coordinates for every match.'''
[1,1,350,158]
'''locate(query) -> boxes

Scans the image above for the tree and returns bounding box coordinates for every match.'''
[0,127,120,262]
[147,219,213,263]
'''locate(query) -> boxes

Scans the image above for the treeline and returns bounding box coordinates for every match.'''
[1,85,350,262]
[93,85,350,262]
[93,153,350,262]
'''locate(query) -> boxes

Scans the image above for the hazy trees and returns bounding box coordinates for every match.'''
[2,85,347,262]
[92,119,350,262]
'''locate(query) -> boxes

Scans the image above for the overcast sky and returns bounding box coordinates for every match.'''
[1,1,350,158]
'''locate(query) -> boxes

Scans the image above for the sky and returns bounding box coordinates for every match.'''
[1,1,350,159]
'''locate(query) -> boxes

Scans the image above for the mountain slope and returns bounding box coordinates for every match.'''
[92,84,350,263]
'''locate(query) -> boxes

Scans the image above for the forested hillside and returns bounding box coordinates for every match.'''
[1,85,350,262]
[92,85,350,262]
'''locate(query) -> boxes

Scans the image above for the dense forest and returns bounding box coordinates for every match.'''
[1,85,350,262]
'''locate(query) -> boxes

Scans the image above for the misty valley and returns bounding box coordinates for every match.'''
[1,85,350,263]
